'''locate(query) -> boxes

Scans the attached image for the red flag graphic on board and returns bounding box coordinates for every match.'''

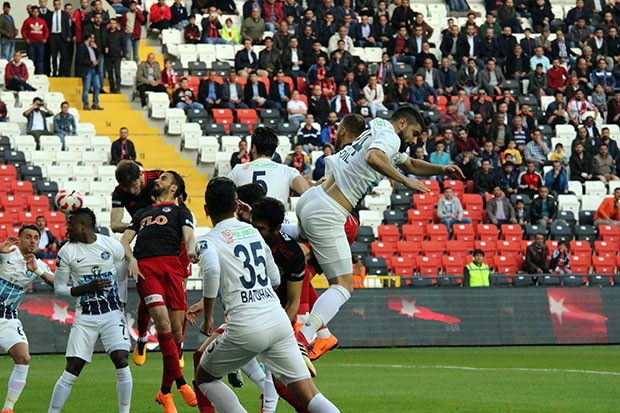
[388,296,460,326]
[20,296,75,324]
[547,288,608,344]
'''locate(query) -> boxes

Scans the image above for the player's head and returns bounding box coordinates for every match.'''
[67,208,97,243]
[166,170,188,204]
[250,127,279,158]
[251,197,285,246]
[18,224,40,254]
[204,177,237,222]
[336,113,366,149]
[152,171,186,202]
[236,183,266,223]
[390,107,426,149]
[115,160,142,195]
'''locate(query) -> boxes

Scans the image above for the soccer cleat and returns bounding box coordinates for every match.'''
[295,331,316,377]
[133,340,147,366]
[1,408,14,413]
[309,334,339,361]
[156,391,178,413]
[178,384,198,407]
[227,370,244,388]
[179,354,185,369]
[294,321,304,333]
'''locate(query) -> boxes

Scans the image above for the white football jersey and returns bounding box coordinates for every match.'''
[196,218,281,326]
[326,118,408,207]
[54,235,127,316]
[228,158,301,204]
[0,249,50,318]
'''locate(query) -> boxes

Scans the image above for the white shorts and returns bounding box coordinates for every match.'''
[200,310,311,385]
[0,318,28,353]
[66,310,131,363]
[296,186,351,278]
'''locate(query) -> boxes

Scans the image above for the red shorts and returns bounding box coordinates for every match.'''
[137,256,187,311]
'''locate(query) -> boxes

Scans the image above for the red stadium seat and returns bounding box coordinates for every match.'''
[443,180,465,198]
[43,258,57,273]
[236,109,259,131]
[378,225,401,243]
[297,94,308,107]
[452,223,476,242]
[282,76,295,91]
[521,240,533,255]
[477,224,499,241]
[0,194,25,214]
[407,209,433,224]
[594,240,617,258]
[498,240,521,256]
[474,240,497,257]
[45,211,67,240]
[569,255,591,275]
[212,108,234,133]
[545,240,559,253]
[416,256,441,280]
[446,240,472,257]
[569,240,592,260]
[401,222,426,242]
[593,255,615,274]
[493,256,517,281]
[371,241,397,258]
[0,164,16,182]
[413,193,438,211]
[10,180,33,197]
[296,77,307,94]
[442,255,465,284]
[186,76,200,96]
[598,225,620,243]
[26,195,50,214]
[418,179,441,193]
[462,193,484,211]
[427,224,449,241]
[429,95,447,114]
[501,224,523,241]
[391,256,415,276]
[397,240,421,259]
[17,211,36,225]
[421,240,446,258]
[259,76,270,91]
[462,210,482,227]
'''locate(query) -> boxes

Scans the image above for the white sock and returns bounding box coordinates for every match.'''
[198,380,248,413]
[240,358,265,393]
[3,364,28,410]
[116,367,132,413]
[301,285,350,343]
[48,370,78,413]
[316,327,331,339]
[261,369,279,413]
[307,393,340,413]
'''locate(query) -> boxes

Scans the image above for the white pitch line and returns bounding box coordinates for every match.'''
[334,364,620,376]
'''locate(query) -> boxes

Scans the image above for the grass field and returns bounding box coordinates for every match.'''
[1,346,619,412]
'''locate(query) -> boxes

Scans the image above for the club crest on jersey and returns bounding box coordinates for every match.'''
[242,164,251,170]
[197,241,208,253]
[101,251,111,260]
[162,206,172,213]
[91,266,101,277]
[222,230,234,244]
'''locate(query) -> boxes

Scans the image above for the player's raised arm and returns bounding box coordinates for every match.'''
[399,157,466,180]
[119,228,142,281]
[110,207,128,233]
[0,236,19,253]
[183,225,198,263]
[24,253,54,287]
[366,148,431,193]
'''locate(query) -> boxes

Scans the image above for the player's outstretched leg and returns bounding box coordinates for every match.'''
[110,350,133,413]
[196,366,248,413]
[49,358,86,413]
[287,379,339,413]
[309,327,339,361]
[3,343,30,413]
[274,378,308,413]
[240,358,279,412]
[133,300,151,366]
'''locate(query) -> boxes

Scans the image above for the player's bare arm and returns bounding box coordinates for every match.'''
[366,148,431,192]
[69,278,113,297]
[291,175,312,195]
[119,229,143,281]
[182,226,199,263]
[186,300,204,326]
[201,297,217,336]
[400,158,467,180]
[110,207,129,233]
[23,253,54,287]
[285,280,303,322]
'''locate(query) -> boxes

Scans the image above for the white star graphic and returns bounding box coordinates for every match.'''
[549,296,569,324]
[52,302,73,324]
[400,298,420,319]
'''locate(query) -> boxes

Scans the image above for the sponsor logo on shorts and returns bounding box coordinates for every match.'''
[101,251,111,260]
[144,294,164,305]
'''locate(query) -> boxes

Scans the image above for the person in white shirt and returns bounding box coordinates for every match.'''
[327,25,355,53]
[195,177,339,413]
[295,107,465,353]
[228,127,311,204]
[287,90,308,128]
[362,74,387,117]
[0,226,54,413]
[49,208,132,413]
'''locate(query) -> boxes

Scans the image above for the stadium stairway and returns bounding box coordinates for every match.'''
[47,76,211,227]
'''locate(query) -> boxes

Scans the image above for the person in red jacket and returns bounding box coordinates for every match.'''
[4,51,36,91]
[121,1,145,63]
[547,57,569,94]
[72,0,89,44]
[149,0,171,32]
[21,5,49,74]
[263,0,284,32]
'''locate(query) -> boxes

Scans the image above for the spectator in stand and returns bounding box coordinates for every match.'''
[550,241,570,274]
[480,141,501,169]
[221,70,248,113]
[524,233,549,274]
[466,113,488,146]
[497,0,523,33]
[376,52,394,87]
[439,24,459,66]
[505,44,530,83]
[198,69,223,113]
[0,2,17,61]
[409,74,438,111]
[547,58,570,93]
[530,186,557,227]
[362,74,387,118]
[105,18,124,94]
[457,23,482,68]
[497,26,517,67]
[430,140,451,167]
[200,7,224,44]
[439,102,467,132]
[454,147,480,180]
[308,85,330,125]
[570,142,596,183]
[503,139,522,165]
[518,161,543,198]
[235,38,259,78]
[463,250,490,287]
[591,59,616,94]
[244,71,276,109]
[287,90,307,128]
[320,112,339,146]
[75,33,103,111]
[4,51,36,91]
[170,0,188,30]
[528,63,550,100]
[470,90,495,125]
[263,0,283,32]
[545,160,570,197]
[21,5,49,74]
[514,198,528,227]
[72,0,89,46]
[438,187,471,234]
[257,37,280,77]
[183,14,200,44]
[220,17,241,44]
[149,0,171,32]
[285,143,311,175]
[0,97,5,122]
[173,76,204,110]
[550,143,569,165]
[567,89,598,126]
[387,26,416,69]
[416,58,443,95]
[531,0,553,33]
[496,161,520,196]
[488,113,514,149]
[522,28,539,59]
[241,7,265,44]
[312,143,333,181]
[23,97,54,150]
[230,139,250,168]
[607,89,620,126]
[297,114,321,154]
[110,127,137,165]
[599,127,619,160]
[591,84,607,114]
[122,1,145,63]
[456,128,481,154]
[486,186,517,226]
[524,129,550,171]
[53,101,76,150]
[546,91,569,126]
[594,187,620,227]
[85,0,110,25]
[281,37,306,86]
[530,46,550,73]
[453,89,471,121]
[330,84,354,120]
[136,53,166,109]
[46,0,71,77]
[473,159,496,198]
[34,216,60,258]
[160,58,179,98]
[82,12,107,93]
[592,143,619,184]
[272,21,291,52]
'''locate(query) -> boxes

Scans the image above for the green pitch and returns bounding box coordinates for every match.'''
[1,346,618,412]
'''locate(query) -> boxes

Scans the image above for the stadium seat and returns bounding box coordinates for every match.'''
[401,222,426,242]
[524,224,547,240]
[569,240,592,260]
[19,165,43,183]
[593,256,615,275]
[421,240,446,258]
[364,257,389,276]
[510,193,531,206]
[356,226,375,243]
[493,256,516,284]
[598,225,620,243]
[407,208,433,224]
[351,241,371,259]
[594,240,617,257]
[443,180,465,198]
[391,256,415,276]
[229,123,250,136]
[498,240,521,256]
[474,240,497,257]
[383,210,407,225]
[446,240,471,257]
[165,108,186,135]
[0,194,25,216]
[203,123,227,137]
[418,179,441,193]
[427,224,449,241]
[462,193,484,211]
[371,241,397,259]
[569,255,591,275]
[397,240,421,259]
[588,274,611,286]
[442,255,465,279]
[579,210,595,226]
[390,194,413,211]
[413,193,437,211]
[4,151,26,168]
[198,136,219,163]
[520,240,533,255]
[377,225,400,243]
[477,224,498,241]
[236,109,259,130]
[573,225,597,243]
[452,224,476,242]
[556,210,576,227]
[359,210,382,236]
[501,224,523,241]
[584,181,607,197]
[10,180,32,198]
[416,256,440,279]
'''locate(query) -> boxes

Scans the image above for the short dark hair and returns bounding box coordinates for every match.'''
[166,170,188,203]
[115,160,141,188]
[251,197,286,231]
[251,127,279,157]
[19,224,40,237]
[70,208,97,229]
[204,177,237,217]
[236,183,266,207]
[339,114,366,143]
[472,249,484,257]
[390,106,425,128]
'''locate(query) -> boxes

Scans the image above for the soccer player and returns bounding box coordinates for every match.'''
[295,107,466,354]
[228,127,311,204]
[0,227,54,413]
[120,171,198,412]
[49,208,132,413]
[195,177,339,413]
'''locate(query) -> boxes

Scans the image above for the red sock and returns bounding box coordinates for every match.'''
[275,379,309,413]
[193,351,215,413]
[137,300,151,338]
[158,332,182,389]
[298,268,312,315]
[308,284,318,308]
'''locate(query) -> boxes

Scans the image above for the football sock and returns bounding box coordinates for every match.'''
[301,285,350,343]
[3,364,28,410]
[198,380,247,413]
[193,351,215,413]
[262,369,279,413]
[115,367,132,413]
[307,393,340,413]
[274,379,307,412]
[137,300,151,339]
[240,358,265,393]
[49,370,78,413]
[316,326,331,339]
[158,332,182,389]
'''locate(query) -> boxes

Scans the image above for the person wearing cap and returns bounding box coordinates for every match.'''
[0,2,17,61]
